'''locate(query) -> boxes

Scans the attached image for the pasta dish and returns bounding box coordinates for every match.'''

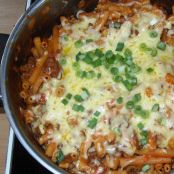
[19,0,174,173]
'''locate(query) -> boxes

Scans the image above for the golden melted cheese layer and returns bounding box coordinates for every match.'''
[31,10,174,156]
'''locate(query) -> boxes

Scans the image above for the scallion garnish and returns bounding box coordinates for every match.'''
[132,93,141,103]
[134,105,142,115]
[59,58,67,66]
[140,138,148,146]
[151,48,157,57]
[142,164,150,172]
[140,110,149,119]
[87,117,98,129]
[72,104,85,112]
[126,101,134,109]
[81,88,90,100]
[152,103,159,112]
[122,80,133,91]
[86,70,96,79]
[137,122,144,130]
[66,93,72,100]
[72,62,80,70]
[116,42,124,51]
[92,59,102,68]
[146,67,154,73]
[61,99,68,105]
[157,41,166,50]
[86,39,93,43]
[76,52,85,61]
[74,95,84,102]
[117,97,123,104]
[95,48,103,57]
[63,35,68,41]
[114,22,121,29]
[113,75,123,82]
[75,40,83,48]
[56,149,64,163]
[124,48,132,58]
[139,43,148,51]
[94,111,101,117]
[105,50,113,59]
[76,70,87,78]
[149,31,158,38]
[110,67,119,75]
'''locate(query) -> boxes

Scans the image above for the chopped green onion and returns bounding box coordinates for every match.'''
[75,40,83,48]
[139,43,148,51]
[122,80,133,91]
[117,97,123,104]
[94,111,101,117]
[72,104,85,112]
[81,90,89,100]
[97,73,102,79]
[86,39,93,43]
[61,99,68,105]
[140,110,149,119]
[110,67,119,75]
[142,164,150,172]
[82,88,89,95]
[134,105,142,115]
[132,93,141,103]
[149,31,158,38]
[115,53,124,63]
[157,41,166,50]
[66,93,72,100]
[124,48,132,58]
[146,67,154,73]
[105,50,113,59]
[114,22,121,29]
[93,59,102,68]
[151,48,158,57]
[130,64,141,73]
[76,70,87,78]
[72,62,80,70]
[140,138,148,146]
[86,70,96,79]
[141,130,148,137]
[126,101,134,109]
[95,49,103,57]
[116,42,124,51]
[107,56,116,64]
[59,58,67,66]
[63,35,69,41]
[113,75,123,82]
[83,55,93,64]
[152,103,160,112]
[87,117,98,129]
[74,95,84,102]
[56,149,64,163]
[137,122,144,130]
[76,52,85,61]
[124,56,133,65]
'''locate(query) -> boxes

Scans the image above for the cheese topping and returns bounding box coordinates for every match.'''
[20,1,174,173]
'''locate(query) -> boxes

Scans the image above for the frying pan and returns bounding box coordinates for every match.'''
[1,0,174,173]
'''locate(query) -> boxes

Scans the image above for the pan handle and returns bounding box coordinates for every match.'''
[0,34,9,106]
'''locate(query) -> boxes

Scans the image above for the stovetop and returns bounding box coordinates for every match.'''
[2,0,52,173]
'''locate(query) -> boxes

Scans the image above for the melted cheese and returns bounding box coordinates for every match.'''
[31,7,174,157]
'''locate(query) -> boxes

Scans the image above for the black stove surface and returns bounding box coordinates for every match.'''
[1,0,53,174]
[11,138,52,174]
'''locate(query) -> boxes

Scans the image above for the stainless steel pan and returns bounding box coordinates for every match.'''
[1,0,174,173]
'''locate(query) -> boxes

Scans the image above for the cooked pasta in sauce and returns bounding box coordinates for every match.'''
[19,0,174,173]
